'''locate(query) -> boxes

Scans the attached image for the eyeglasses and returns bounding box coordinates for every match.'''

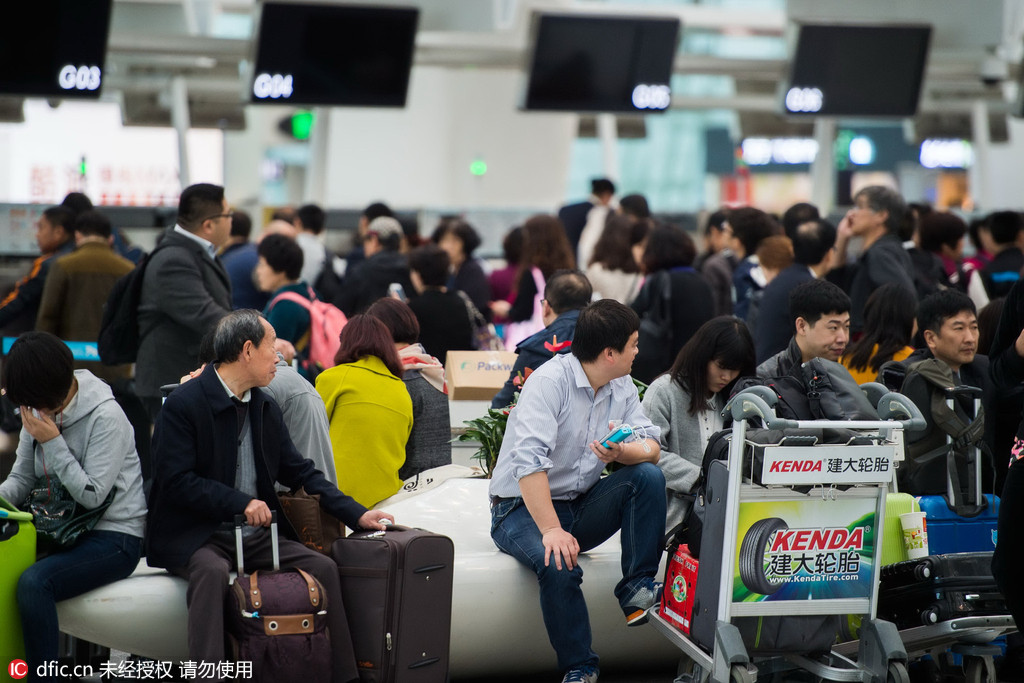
[201,211,234,223]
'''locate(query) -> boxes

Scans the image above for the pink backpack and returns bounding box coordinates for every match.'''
[268,286,347,373]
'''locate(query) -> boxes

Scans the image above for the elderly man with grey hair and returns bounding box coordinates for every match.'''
[334,215,416,316]
[146,309,394,682]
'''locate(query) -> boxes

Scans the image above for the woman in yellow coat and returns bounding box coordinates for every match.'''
[316,315,413,507]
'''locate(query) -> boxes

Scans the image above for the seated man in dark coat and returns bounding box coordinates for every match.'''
[146,309,393,683]
[492,269,592,409]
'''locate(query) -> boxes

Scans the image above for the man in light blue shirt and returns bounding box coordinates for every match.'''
[489,299,664,683]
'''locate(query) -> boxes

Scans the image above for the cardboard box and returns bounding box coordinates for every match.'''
[445,350,518,401]
[659,544,699,635]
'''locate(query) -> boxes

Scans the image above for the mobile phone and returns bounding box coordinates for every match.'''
[388,282,407,302]
[599,424,633,448]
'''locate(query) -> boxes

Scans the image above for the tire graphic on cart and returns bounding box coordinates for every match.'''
[739,517,788,595]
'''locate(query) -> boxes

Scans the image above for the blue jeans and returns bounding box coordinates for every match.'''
[17,530,143,683]
[490,463,666,671]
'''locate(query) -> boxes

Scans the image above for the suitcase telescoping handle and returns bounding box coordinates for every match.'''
[226,511,280,575]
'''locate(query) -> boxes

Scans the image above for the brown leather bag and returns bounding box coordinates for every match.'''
[277,488,345,554]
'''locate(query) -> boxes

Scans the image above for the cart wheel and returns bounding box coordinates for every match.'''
[739,517,788,595]
[887,661,909,683]
[730,663,755,683]
[964,657,992,683]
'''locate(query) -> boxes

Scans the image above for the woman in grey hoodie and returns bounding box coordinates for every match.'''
[0,332,146,682]
[641,317,755,530]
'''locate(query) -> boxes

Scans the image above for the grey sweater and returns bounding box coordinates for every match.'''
[0,370,147,538]
[263,359,337,485]
[642,374,724,529]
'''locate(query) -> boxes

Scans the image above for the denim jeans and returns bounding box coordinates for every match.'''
[17,529,143,683]
[490,462,666,671]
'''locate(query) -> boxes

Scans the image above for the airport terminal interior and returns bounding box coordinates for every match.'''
[5,1,1024,682]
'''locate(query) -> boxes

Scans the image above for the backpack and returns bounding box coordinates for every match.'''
[98,243,176,366]
[313,250,345,304]
[880,357,991,512]
[267,286,347,375]
[632,270,673,384]
[732,358,878,422]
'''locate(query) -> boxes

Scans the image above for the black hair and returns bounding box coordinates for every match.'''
[297,204,325,235]
[502,226,523,266]
[408,244,450,287]
[641,223,696,273]
[177,183,225,229]
[977,297,1004,357]
[431,219,482,257]
[789,279,851,327]
[571,299,639,363]
[968,217,989,252]
[591,178,616,196]
[985,210,1023,246]
[42,206,75,231]
[619,194,651,219]
[781,202,820,236]
[365,297,420,345]
[258,234,303,281]
[270,207,297,225]
[2,331,74,411]
[668,317,755,416]
[212,310,266,364]
[918,212,966,253]
[728,207,778,257]
[843,283,916,373]
[75,210,112,239]
[589,214,641,272]
[854,186,906,235]
[400,215,422,248]
[362,202,394,222]
[917,289,976,336]
[230,209,252,240]
[61,192,93,216]
[704,209,728,236]
[544,270,592,314]
[791,218,836,266]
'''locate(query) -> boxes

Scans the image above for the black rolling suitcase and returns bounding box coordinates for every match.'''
[877,552,1006,629]
[331,524,454,683]
[225,513,331,683]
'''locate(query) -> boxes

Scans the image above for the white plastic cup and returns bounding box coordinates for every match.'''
[900,511,929,560]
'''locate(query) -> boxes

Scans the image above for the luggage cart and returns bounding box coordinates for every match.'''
[650,386,926,683]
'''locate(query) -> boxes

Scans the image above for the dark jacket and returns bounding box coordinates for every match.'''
[631,267,715,376]
[988,279,1024,482]
[979,246,1024,301]
[756,336,803,378]
[0,240,74,334]
[699,250,737,318]
[849,233,916,332]
[449,258,492,321]
[491,309,580,409]
[136,228,232,399]
[146,364,366,569]
[407,289,474,366]
[755,264,814,364]
[334,250,414,317]
[221,242,269,311]
[558,200,595,254]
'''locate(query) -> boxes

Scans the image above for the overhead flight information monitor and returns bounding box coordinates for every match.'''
[523,13,681,114]
[784,23,932,117]
[250,3,419,107]
[0,0,113,99]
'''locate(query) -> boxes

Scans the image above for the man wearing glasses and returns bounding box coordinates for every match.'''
[136,183,233,420]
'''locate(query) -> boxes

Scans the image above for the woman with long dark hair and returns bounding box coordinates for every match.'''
[432,218,492,317]
[841,283,917,384]
[642,317,756,528]
[586,213,643,304]
[316,315,413,506]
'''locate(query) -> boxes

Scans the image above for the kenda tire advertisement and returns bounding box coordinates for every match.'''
[733,499,876,602]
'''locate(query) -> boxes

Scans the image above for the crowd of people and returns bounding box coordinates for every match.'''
[3,178,1024,683]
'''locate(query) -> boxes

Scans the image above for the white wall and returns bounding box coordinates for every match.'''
[319,66,577,210]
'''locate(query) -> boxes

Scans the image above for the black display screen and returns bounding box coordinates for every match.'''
[523,13,680,114]
[250,3,419,107]
[0,0,113,99]
[784,23,931,117]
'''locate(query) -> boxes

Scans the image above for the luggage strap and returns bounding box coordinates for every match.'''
[248,567,321,611]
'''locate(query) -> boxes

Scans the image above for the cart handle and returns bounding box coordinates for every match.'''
[876,392,926,431]
[860,382,890,407]
[943,384,982,401]
[724,393,798,430]
[731,385,778,408]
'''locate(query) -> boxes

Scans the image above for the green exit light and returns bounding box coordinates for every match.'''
[291,110,315,140]
[79,156,87,176]
[470,160,487,176]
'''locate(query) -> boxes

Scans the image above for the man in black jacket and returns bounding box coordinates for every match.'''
[334,216,415,316]
[147,310,393,682]
[757,279,850,378]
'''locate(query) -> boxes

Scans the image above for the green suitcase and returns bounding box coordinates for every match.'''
[0,495,35,671]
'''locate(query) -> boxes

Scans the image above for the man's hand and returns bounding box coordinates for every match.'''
[357,509,395,530]
[243,498,272,527]
[1015,327,1024,359]
[590,437,624,464]
[542,526,580,571]
[274,339,297,364]
[20,407,60,444]
[179,363,206,384]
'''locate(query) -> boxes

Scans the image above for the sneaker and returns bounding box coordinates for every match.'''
[624,580,663,627]
[562,664,599,683]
